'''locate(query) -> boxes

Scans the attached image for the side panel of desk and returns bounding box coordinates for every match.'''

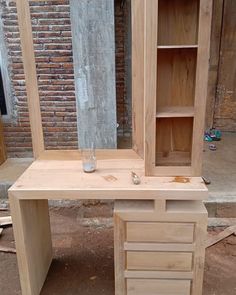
[9,194,52,295]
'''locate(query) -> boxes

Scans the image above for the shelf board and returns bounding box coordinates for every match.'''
[156,106,194,118]
[157,45,198,49]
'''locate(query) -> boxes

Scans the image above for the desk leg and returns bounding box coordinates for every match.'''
[9,194,53,295]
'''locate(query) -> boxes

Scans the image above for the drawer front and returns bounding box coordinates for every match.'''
[127,251,192,271]
[126,222,194,243]
[127,279,191,295]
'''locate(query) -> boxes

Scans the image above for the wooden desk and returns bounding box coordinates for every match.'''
[9,156,207,295]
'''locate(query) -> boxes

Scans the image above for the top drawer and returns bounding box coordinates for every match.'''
[126,222,194,243]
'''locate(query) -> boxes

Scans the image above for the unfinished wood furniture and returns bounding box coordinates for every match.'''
[9,158,207,295]
[9,0,212,294]
[144,0,212,176]
[114,199,208,295]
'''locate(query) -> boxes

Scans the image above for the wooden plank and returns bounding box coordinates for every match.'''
[156,107,194,118]
[205,225,236,248]
[114,213,126,295]
[9,195,52,295]
[192,0,213,175]
[15,0,44,158]
[0,115,6,165]
[70,0,117,148]
[213,0,236,131]
[126,251,193,271]
[126,222,194,243]
[132,0,145,158]
[205,0,224,129]
[0,246,16,254]
[124,270,193,279]
[191,216,208,295]
[144,0,158,175]
[124,242,195,252]
[158,45,198,49]
[0,216,12,227]
[127,279,191,295]
[9,159,208,200]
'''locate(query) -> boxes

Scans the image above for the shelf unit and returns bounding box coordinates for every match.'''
[144,0,212,176]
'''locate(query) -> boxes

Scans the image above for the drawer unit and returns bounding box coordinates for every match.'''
[127,279,191,295]
[126,222,194,243]
[114,200,208,295]
[127,251,193,271]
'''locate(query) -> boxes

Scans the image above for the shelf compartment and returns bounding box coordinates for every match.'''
[156,118,193,167]
[156,107,194,118]
[156,48,197,109]
[158,0,199,46]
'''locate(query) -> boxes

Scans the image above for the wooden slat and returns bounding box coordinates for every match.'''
[16,0,44,158]
[144,0,158,175]
[127,279,191,295]
[192,0,213,175]
[126,222,194,243]
[124,270,193,279]
[156,106,194,118]
[126,251,193,271]
[158,45,198,49]
[124,242,195,252]
[132,0,145,158]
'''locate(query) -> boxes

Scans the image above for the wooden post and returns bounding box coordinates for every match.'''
[0,114,6,164]
[70,0,117,149]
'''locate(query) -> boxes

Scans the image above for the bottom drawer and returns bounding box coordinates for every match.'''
[127,279,191,295]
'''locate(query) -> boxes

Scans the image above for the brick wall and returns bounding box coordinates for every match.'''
[1,0,130,157]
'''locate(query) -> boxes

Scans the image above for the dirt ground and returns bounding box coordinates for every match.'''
[0,207,236,295]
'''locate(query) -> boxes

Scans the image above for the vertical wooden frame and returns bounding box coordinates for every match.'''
[144,0,158,175]
[192,0,213,175]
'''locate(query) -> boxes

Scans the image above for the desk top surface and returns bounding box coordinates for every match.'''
[9,151,208,200]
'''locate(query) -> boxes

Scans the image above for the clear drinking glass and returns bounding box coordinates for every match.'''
[81,146,96,173]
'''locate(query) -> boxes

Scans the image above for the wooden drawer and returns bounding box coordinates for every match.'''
[127,251,192,271]
[126,222,194,243]
[127,279,191,295]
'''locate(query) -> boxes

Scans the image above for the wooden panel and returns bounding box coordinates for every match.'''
[213,0,236,131]
[126,251,192,271]
[158,0,199,45]
[9,195,52,295]
[125,270,193,280]
[124,242,195,252]
[192,0,213,175]
[126,222,194,243]
[0,115,6,165]
[132,0,145,157]
[156,49,197,109]
[127,279,191,295]
[144,0,158,175]
[156,118,193,166]
[16,0,44,158]
[70,0,117,148]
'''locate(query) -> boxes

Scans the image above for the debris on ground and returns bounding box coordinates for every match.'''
[205,225,236,248]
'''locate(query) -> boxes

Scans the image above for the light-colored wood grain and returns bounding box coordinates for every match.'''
[191,212,208,295]
[158,45,198,49]
[124,270,193,279]
[156,106,194,118]
[156,49,197,109]
[127,279,191,295]
[127,251,193,271]
[9,195,52,295]
[132,0,144,158]
[158,0,199,45]
[0,115,6,165]
[9,159,208,200]
[114,213,126,295]
[16,0,44,158]
[124,242,195,252]
[144,0,158,175]
[126,222,194,243]
[192,0,213,175]
[0,216,12,226]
